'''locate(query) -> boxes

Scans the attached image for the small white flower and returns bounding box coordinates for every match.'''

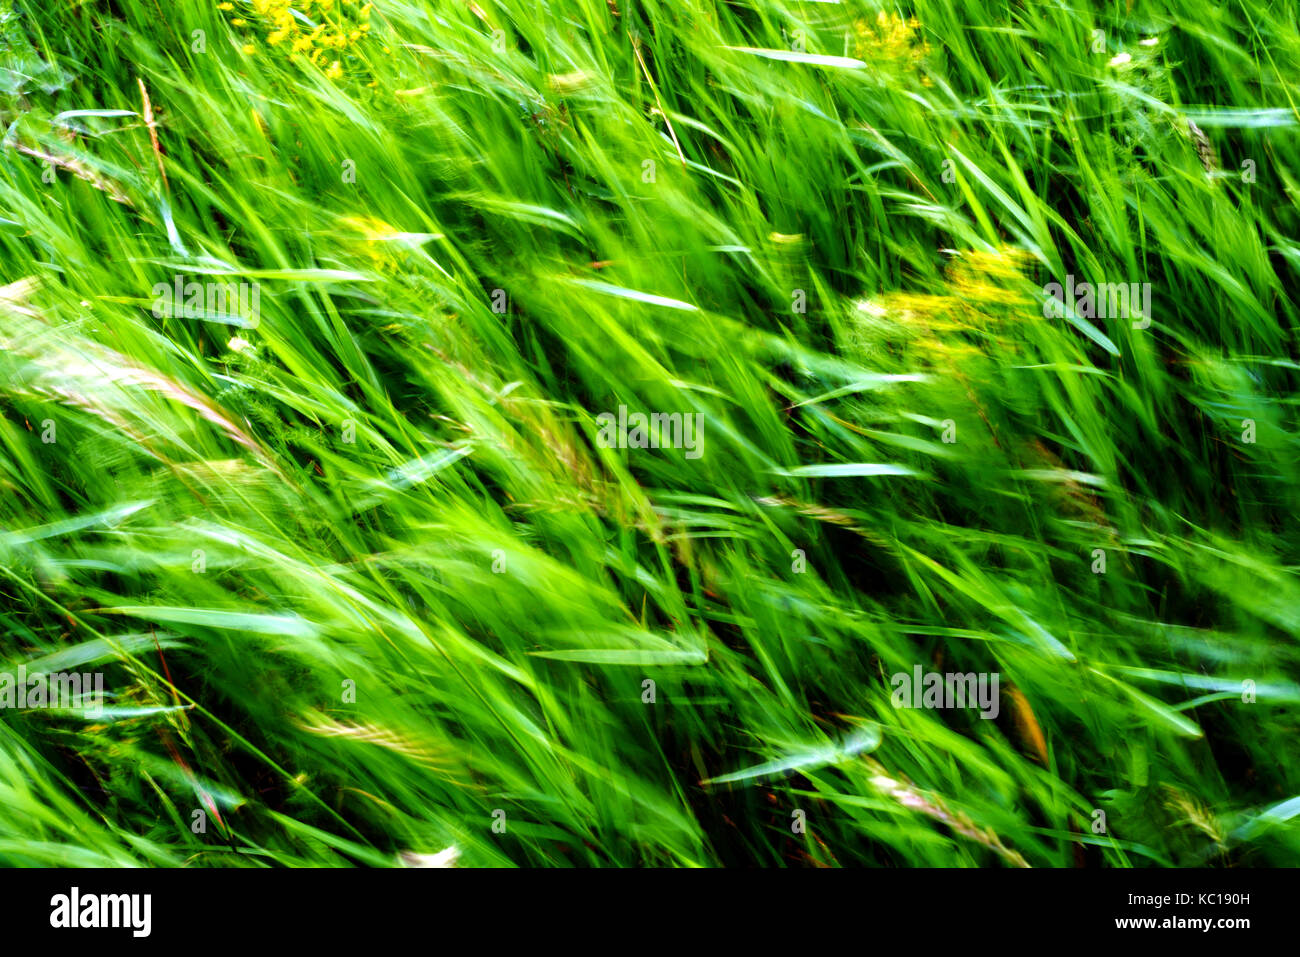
[227,336,252,353]
[398,846,460,868]
[1108,52,1132,67]
[1139,37,1158,46]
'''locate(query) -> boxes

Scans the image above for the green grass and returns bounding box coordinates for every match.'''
[0,0,1297,867]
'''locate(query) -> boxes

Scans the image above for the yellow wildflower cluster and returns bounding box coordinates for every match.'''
[221,0,374,79]
[853,11,930,80]
[946,246,1034,308]
[339,215,403,275]
[854,247,1034,366]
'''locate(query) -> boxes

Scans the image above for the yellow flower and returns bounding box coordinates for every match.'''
[853,12,929,75]
[227,0,375,71]
[340,215,419,242]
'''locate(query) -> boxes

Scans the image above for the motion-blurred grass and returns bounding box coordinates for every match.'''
[0,0,1297,866]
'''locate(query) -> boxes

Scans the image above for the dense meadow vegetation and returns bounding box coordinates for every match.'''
[0,0,1297,867]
